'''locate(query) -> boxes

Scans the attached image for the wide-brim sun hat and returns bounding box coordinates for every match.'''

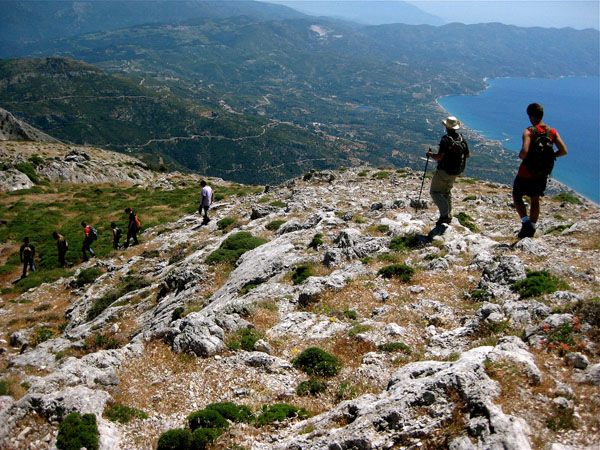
[442,116,461,130]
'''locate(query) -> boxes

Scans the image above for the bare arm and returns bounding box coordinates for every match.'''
[554,132,568,157]
[426,149,444,161]
[519,128,531,160]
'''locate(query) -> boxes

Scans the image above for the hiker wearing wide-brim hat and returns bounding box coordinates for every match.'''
[426,116,470,227]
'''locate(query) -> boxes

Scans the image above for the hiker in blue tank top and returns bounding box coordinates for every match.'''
[513,103,567,238]
[427,116,470,227]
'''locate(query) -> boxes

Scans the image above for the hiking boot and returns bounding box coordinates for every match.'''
[436,216,451,226]
[518,220,535,239]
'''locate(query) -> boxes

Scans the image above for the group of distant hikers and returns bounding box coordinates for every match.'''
[18,180,215,280]
[18,103,564,279]
[428,102,567,238]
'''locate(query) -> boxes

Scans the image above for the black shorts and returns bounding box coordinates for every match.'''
[513,175,547,198]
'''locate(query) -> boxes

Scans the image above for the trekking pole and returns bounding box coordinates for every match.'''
[416,151,431,210]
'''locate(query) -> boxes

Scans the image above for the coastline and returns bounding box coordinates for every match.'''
[435,76,600,206]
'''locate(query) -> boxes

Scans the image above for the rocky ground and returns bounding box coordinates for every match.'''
[0,148,599,449]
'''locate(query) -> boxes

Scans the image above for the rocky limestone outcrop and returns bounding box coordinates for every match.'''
[0,162,598,449]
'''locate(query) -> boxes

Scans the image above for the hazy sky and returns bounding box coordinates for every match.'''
[409,1,599,30]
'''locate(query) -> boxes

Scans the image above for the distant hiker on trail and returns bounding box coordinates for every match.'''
[124,207,140,247]
[19,237,36,279]
[111,222,122,250]
[427,116,470,227]
[199,180,213,224]
[81,221,96,261]
[52,231,68,268]
[513,103,567,238]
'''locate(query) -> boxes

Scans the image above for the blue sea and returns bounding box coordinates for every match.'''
[439,77,600,204]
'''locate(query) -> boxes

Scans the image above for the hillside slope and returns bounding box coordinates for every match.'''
[0,57,369,184]
[0,144,598,449]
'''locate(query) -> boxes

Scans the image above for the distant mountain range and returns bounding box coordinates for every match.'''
[0,1,598,185]
[266,0,444,26]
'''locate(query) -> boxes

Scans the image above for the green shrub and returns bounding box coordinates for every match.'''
[255,403,310,427]
[297,378,327,396]
[358,170,369,177]
[104,404,148,424]
[546,407,577,431]
[192,428,219,449]
[0,380,11,396]
[87,276,150,321]
[376,224,389,233]
[544,224,571,235]
[372,171,390,179]
[343,309,358,320]
[205,402,254,423]
[463,195,477,201]
[377,342,411,353]
[227,328,263,352]
[292,265,313,285]
[56,412,99,450]
[75,268,103,288]
[291,347,342,377]
[172,307,185,321]
[32,328,54,346]
[511,270,569,298]
[455,212,479,232]
[270,200,286,208]
[205,232,267,265]
[389,235,421,251]
[266,220,286,231]
[217,217,236,230]
[28,155,44,167]
[553,193,583,205]
[187,409,229,432]
[308,233,323,249]
[377,264,414,282]
[14,162,39,184]
[564,297,600,327]
[156,429,192,450]
[349,324,371,338]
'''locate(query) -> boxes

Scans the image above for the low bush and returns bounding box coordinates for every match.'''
[205,402,254,423]
[14,162,39,184]
[205,232,267,265]
[343,309,358,320]
[216,217,236,230]
[553,192,583,205]
[32,328,54,346]
[266,220,285,231]
[297,378,327,396]
[104,404,148,424]
[227,328,263,352]
[171,307,185,321]
[377,264,414,282]
[0,380,11,396]
[192,428,219,449]
[372,171,390,179]
[56,412,99,450]
[156,429,192,450]
[389,235,421,251]
[75,268,103,288]
[511,270,569,298]
[377,342,411,353]
[292,347,342,377]
[270,200,286,208]
[564,297,600,327]
[87,276,150,321]
[255,403,310,427]
[291,265,313,285]
[187,409,229,431]
[455,212,479,232]
[308,233,323,249]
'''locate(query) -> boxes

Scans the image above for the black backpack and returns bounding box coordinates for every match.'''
[524,126,556,178]
[442,134,468,175]
[89,226,98,241]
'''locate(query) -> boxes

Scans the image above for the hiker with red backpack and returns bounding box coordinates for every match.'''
[513,103,567,238]
[124,207,141,247]
[427,116,470,227]
[81,221,96,261]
